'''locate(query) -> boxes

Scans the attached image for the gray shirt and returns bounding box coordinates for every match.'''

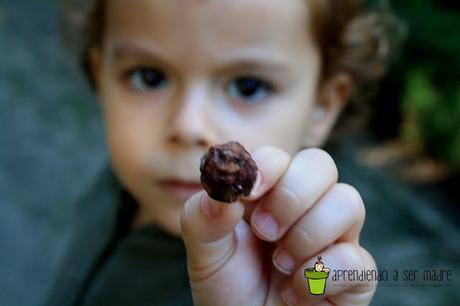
[43,166,193,306]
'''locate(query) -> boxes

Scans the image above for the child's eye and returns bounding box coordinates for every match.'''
[226,76,274,103]
[125,67,168,91]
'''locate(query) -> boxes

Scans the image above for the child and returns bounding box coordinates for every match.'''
[48,0,399,305]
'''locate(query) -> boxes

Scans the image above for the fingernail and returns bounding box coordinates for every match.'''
[253,211,279,239]
[201,198,224,218]
[249,170,262,197]
[273,248,295,274]
[282,285,298,305]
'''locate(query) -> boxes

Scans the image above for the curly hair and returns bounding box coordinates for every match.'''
[314,1,404,83]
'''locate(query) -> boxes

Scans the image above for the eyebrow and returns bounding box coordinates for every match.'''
[112,44,165,62]
[218,59,293,74]
[111,43,294,74]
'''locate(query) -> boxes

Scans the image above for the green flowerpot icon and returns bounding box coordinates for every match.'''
[304,268,329,295]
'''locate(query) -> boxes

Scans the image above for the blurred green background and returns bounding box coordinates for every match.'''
[370,0,460,174]
[0,1,459,306]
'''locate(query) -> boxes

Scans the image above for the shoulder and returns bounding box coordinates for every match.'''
[43,163,124,306]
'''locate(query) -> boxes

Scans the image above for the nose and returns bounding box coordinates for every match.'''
[165,84,216,148]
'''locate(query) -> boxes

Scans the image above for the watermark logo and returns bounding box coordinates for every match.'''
[304,256,331,295]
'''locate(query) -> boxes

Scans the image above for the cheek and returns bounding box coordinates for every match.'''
[100,89,160,189]
[247,97,314,154]
[216,105,310,156]
[267,110,311,153]
[105,112,148,188]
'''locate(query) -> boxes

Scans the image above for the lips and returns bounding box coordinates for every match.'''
[157,179,203,201]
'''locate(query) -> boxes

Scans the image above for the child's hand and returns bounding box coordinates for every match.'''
[181,146,377,306]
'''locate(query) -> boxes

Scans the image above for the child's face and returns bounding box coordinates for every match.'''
[90,0,348,235]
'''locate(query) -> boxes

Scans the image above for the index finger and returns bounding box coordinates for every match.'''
[241,146,290,220]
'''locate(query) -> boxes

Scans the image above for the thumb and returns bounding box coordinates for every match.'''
[181,191,245,278]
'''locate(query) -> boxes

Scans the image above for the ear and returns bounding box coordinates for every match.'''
[88,47,103,90]
[301,72,353,147]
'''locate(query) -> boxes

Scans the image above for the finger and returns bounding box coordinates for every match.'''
[250,148,338,241]
[272,183,366,275]
[282,242,377,306]
[180,191,245,281]
[243,145,291,201]
[240,145,291,222]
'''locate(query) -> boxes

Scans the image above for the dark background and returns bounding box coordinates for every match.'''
[1,0,459,305]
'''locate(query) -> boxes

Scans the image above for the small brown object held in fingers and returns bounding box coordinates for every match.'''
[200,141,258,203]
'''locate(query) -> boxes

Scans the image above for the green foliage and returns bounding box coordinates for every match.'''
[390,0,460,170]
[402,69,460,169]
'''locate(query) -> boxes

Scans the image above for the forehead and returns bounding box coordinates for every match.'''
[104,0,317,63]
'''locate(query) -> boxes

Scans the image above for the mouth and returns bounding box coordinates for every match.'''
[157,179,203,201]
